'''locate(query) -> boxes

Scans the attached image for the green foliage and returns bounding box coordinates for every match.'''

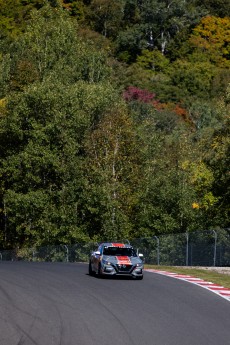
[168,58,218,100]
[82,108,141,241]
[137,49,170,73]
[116,25,145,63]
[0,0,46,39]
[205,107,230,227]
[0,3,120,248]
[0,0,229,248]
[115,0,206,61]
[0,77,121,247]
[195,0,230,18]
[0,0,24,38]
[134,130,205,235]
[86,0,124,38]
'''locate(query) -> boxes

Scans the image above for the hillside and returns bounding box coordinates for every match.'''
[0,0,229,249]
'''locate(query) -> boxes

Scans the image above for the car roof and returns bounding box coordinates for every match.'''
[100,242,132,248]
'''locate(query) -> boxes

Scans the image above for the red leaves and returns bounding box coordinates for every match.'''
[123,86,188,120]
[123,86,156,104]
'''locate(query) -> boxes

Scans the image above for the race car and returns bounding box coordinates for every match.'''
[88,242,144,279]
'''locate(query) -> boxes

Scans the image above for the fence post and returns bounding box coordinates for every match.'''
[64,245,69,262]
[213,230,217,267]
[154,236,160,265]
[185,232,189,266]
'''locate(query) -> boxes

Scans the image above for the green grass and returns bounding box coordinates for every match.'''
[145,265,230,289]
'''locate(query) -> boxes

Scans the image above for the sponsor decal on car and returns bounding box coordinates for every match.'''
[111,243,125,247]
[116,256,131,265]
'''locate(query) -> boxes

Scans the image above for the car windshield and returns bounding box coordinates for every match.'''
[103,247,137,257]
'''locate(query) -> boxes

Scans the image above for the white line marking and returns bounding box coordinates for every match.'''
[145,269,230,302]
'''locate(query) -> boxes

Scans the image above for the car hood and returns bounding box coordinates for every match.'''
[102,255,143,265]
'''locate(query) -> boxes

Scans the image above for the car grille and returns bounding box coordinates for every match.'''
[116,264,132,272]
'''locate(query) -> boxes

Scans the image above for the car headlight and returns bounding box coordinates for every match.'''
[102,260,111,266]
[135,263,143,268]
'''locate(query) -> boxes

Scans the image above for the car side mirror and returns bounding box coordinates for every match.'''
[94,251,100,256]
[138,253,143,258]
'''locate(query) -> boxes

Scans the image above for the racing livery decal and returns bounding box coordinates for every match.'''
[111,243,125,247]
[116,256,131,265]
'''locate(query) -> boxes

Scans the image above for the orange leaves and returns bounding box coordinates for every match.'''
[190,16,230,66]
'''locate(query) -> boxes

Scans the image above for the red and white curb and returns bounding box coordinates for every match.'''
[145,269,230,302]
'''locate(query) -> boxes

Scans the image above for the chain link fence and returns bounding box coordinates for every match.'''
[132,229,230,267]
[0,229,229,266]
[0,243,98,263]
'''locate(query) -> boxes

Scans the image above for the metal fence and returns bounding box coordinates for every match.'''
[0,229,229,266]
[0,242,97,263]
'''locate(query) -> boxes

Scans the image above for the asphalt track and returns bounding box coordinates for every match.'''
[0,262,229,345]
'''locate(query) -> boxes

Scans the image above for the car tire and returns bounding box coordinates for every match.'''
[88,261,93,276]
[98,263,102,277]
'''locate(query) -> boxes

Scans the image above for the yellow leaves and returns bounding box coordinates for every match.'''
[182,160,217,211]
[0,98,7,117]
[211,131,230,159]
[202,192,218,209]
[192,202,200,209]
[190,16,230,67]
[188,161,214,191]
[192,193,218,210]
[192,16,230,44]
[181,160,190,170]
[0,98,6,107]
[181,160,214,190]
[211,136,223,150]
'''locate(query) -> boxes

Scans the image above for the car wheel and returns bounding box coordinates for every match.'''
[88,261,94,276]
[98,263,102,277]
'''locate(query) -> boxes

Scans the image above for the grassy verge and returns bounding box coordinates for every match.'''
[145,265,230,289]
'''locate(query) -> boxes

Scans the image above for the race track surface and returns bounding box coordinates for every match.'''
[0,262,229,345]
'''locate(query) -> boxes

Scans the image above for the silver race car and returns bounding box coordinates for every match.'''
[88,242,144,279]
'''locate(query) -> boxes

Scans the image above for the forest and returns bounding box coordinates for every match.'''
[0,0,229,249]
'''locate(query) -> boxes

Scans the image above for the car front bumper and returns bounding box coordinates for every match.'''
[101,264,143,278]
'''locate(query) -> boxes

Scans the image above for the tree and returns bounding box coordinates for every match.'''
[137,49,170,72]
[82,107,141,240]
[203,85,230,227]
[189,16,230,68]
[0,3,111,95]
[0,0,24,39]
[0,0,47,39]
[168,58,218,100]
[0,76,121,247]
[86,0,124,38]
[116,0,206,61]
[195,0,230,18]
[0,3,119,248]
